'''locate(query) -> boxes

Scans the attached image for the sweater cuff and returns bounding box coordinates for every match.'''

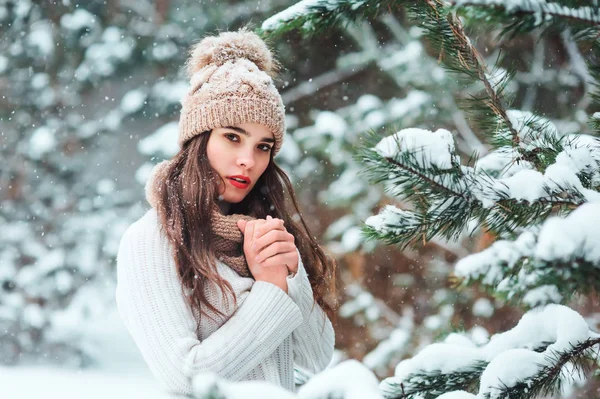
[286,252,316,321]
[240,280,304,336]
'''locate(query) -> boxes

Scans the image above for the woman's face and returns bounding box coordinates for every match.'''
[206,122,275,204]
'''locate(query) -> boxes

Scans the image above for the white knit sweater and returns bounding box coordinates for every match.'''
[115,208,335,396]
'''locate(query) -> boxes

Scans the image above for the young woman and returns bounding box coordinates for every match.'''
[115,28,337,396]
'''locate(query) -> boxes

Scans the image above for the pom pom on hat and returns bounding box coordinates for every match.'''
[185,27,278,79]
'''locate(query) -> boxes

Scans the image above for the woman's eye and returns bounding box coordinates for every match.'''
[258,144,272,152]
[225,133,239,142]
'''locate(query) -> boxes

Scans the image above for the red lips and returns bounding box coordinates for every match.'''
[227,175,251,189]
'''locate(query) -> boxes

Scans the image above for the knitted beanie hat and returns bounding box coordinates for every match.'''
[179,28,286,155]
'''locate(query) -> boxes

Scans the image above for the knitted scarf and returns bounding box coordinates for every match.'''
[144,160,255,278]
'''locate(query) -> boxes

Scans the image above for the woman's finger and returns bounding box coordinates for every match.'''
[252,219,268,250]
[256,241,296,263]
[244,220,256,249]
[254,230,293,253]
[237,219,247,233]
[255,217,285,239]
[261,251,298,269]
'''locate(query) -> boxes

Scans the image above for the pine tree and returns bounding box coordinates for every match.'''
[263,0,600,397]
[264,4,500,378]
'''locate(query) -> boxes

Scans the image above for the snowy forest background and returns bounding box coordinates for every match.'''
[1,0,600,398]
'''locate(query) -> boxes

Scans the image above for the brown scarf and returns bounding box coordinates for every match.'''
[145,160,255,277]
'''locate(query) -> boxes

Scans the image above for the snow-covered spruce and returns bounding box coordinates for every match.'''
[455,202,600,307]
[262,0,327,32]
[263,1,600,398]
[363,125,600,244]
[380,304,600,399]
[363,125,600,304]
[453,0,600,28]
[284,89,432,255]
[261,0,391,33]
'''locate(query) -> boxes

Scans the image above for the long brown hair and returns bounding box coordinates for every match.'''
[155,131,337,326]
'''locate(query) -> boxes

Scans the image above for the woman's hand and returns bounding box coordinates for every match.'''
[237,218,289,292]
[254,216,299,275]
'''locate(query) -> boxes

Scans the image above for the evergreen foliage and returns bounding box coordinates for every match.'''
[264,0,600,397]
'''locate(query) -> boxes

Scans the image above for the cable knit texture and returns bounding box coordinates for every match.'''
[116,167,335,395]
[179,28,286,154]
[116,209,335,395]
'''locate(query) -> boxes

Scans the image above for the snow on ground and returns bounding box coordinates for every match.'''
[0,305,172,399]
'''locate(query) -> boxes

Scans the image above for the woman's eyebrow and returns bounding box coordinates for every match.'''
[224,126,275,143]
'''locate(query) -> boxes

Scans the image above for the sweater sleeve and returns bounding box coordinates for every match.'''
[115,219,304,396]
[285,251,335,374]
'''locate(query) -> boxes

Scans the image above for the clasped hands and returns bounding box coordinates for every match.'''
[237,215,299,293]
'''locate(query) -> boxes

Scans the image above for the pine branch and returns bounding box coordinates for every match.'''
[458,253,600,307]
[359,131,591,249]
[411,1,528,158]
[457,75,516,149]
[363,202,476,250]
[384,155,469,201]
[484,338,600,399]
[381,361,487,399]
[381,306,599,399]
[448,1,600,137]
[455,202,600,307]
[586,40,600,134]
[453,0,600,38]
[260,0,400,38]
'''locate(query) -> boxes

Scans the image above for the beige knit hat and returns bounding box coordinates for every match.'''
[179,28,286,154]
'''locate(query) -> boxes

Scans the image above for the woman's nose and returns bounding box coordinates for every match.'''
[236,150,255,169]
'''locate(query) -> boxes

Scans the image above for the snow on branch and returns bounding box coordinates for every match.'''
[453,0,600,28]
[380,304,600,399]
[414,0,523,153]
[361,128,474,246]
[455,202,600,307]
[361,127,600,248]
[285,90,431,254]
[374,128,459,170]
[262,0,332,32]
[261,0,396,36]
